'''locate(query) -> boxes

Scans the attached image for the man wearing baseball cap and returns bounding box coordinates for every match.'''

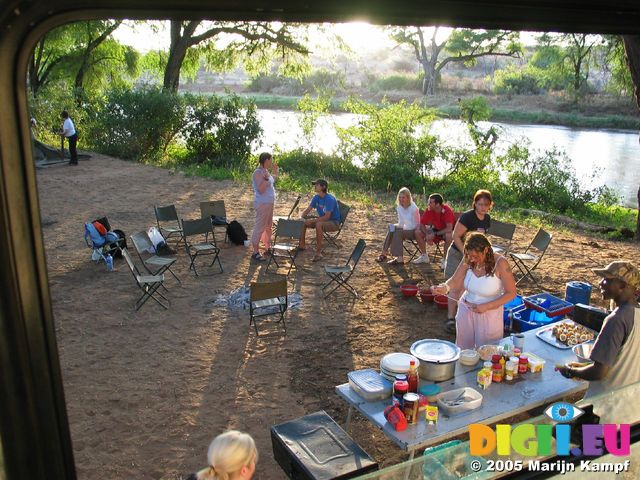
[558,260,640,423]
[298,179,341,262]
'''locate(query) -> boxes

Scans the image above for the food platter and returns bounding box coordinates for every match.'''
[536,319,597,349]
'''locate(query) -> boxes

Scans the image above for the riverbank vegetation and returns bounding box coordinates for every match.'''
[27,20,639,239]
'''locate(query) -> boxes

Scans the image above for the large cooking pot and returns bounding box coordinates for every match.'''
[410,339,461,382]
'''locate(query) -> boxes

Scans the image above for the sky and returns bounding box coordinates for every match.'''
[113,21,540,54]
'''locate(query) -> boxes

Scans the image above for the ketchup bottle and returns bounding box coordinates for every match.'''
[407,360,419,393]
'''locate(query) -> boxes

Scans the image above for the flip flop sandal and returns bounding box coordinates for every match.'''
[387,258,404,265]
[375,254,388,263]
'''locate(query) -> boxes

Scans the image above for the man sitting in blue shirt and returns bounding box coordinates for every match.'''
[298,179,341,262]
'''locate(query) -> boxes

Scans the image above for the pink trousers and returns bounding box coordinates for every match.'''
[455,300,504,349]
[251,202,274,252]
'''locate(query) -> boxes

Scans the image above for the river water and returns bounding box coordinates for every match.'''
[257,109,640,208]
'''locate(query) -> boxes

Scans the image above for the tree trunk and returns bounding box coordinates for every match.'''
[420,59,437,95]
[622,36,640,241]
[637,185,640,241]
[163,39,189,92]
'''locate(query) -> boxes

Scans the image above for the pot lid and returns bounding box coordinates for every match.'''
[380,352,419,372]
[410,339,461,363]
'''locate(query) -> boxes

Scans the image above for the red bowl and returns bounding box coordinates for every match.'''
[434,294,448,309]
[400,284,419,297]
[420,289,435,302]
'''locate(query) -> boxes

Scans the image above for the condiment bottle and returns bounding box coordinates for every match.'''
[492,363,503,383]
[499,355,506,373]
[505,361,516,381]
[477,366,492,389]
[518,356,529,375]
[509,357,519,377]
[393,375,409,407]
[407,360,419,393]
[514,348,521,357]
[491,354,503,375]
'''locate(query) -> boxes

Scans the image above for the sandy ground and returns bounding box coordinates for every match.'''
[37,154,640,479]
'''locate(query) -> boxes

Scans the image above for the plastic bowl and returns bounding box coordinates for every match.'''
[400,284,419,297]
[477,344,500,362]
[434,294,448,309]
[459,349,480,366]
[420,289,435,303]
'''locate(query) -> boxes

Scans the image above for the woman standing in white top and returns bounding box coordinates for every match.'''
[376,187,420,265]
[250,152,278,261]
[432,232,516,348]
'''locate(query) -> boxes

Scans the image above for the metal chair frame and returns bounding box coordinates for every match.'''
[200,200,228,243]
[181,218,223,276]
[489,219,517,255]
[154,204,184,247]
[266,219,305,276]
[322,239,366,299]
[322,200,350,249]
[509,228,553,288]
[121,248,169,311]
[129,231,181,285]
[249,278,288,335]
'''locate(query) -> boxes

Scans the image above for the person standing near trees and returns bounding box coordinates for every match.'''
[59,110,78,166]
[442,189,493,334]
[250,152,278,261]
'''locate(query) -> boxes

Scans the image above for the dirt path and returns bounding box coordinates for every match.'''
[37,154,640,479]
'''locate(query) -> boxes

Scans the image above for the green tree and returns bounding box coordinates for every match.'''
[160,21,309,91]
[560,33,603,94]
[28,21,137,104]
[389,27,522,95]
[603,35,634,97]
[296,91,331,151]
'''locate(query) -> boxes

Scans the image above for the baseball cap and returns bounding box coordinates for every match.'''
[312,179,328,190]
[592,261,640,290]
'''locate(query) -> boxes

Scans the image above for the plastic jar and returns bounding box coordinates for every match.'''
[518,356,529,375]
[492,364,504,383]
[505,361,516,381]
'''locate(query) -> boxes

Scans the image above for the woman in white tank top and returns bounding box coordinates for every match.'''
[432,232,517,348]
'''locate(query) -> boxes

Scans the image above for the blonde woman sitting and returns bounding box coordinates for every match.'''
[188,430,257,480]
[376,187,421,265]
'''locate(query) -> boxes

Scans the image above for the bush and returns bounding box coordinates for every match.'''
[497,143,592,212]
[183,93,262,168]
[493,66,542,95]
[368,74,422,92]
[91,86,185,160]
[246,69,346,96]
[336,98,439,191]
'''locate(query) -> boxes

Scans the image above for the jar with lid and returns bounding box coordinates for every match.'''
[505,361,516,381]
[393,375,409,407]
[509,357,519,377]
[492,363,504,383]
[518,356,529,375]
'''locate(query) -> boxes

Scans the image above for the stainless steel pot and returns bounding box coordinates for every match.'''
[410,339,461,382]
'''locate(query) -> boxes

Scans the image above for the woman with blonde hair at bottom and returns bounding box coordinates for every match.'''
[187,430,258,480]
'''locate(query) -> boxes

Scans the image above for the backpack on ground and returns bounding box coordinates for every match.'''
[227,220,248,245]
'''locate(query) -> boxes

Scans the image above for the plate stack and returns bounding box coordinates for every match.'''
[379,352,419,382]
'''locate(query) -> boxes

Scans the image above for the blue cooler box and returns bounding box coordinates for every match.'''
[512,307,563,332]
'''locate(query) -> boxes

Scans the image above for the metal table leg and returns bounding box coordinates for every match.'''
[345,405,353,431]
[403,450,416,480]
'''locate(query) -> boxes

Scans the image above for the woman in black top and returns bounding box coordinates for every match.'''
[442,189,493,333]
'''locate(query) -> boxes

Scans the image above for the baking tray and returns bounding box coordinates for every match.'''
[535,319,597,349]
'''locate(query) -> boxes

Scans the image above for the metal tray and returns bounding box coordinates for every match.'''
[535,319,597,349]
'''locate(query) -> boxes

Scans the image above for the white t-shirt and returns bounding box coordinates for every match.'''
[62,118,76,137]
[396,201,420,230]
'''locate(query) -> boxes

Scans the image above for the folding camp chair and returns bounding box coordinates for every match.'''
[266,219,305,276]
[429,212,460,262]
[154,204,184,247]
[121,248,169,311]
[322,200,350,249]
[249,277,288,335]
[488,219,517,255]
[403,237,421,262]
[322,239,366,299]
[273,194,302,225]
[181,217,223,276]
[509,228,553,288]
[84,218,125,269]
[200,200,228,243]
[129,231,181,284]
